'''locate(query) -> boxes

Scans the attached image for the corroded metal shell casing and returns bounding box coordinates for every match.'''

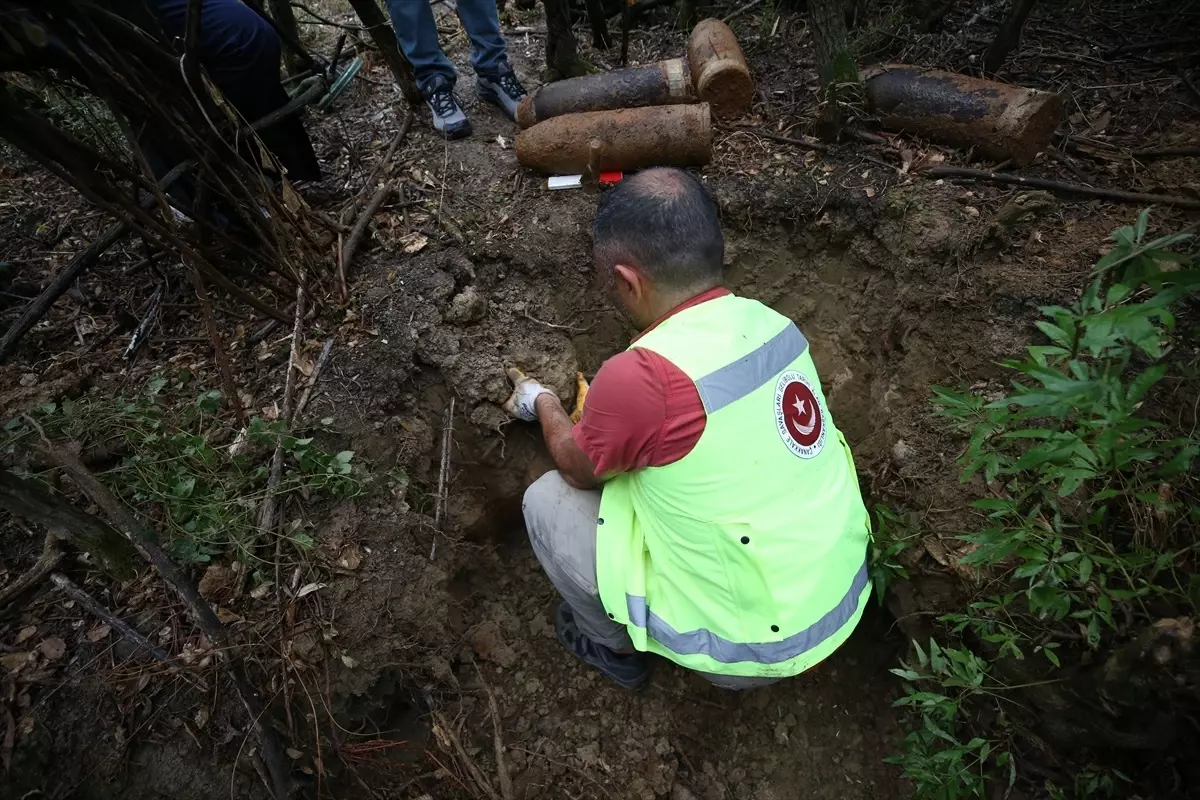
[516,58,695,129]
[862,65,1064,165]
[687,18,754,119]
[515,103,713,175]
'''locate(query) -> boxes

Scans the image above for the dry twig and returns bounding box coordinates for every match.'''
[263,272,306,597]
[924,166,1200,209]
[50,572,170,661]
[295,337,336,419]
[31,439,291,800]
[430,396,456,560]
[432,709,500,800]
[341,180,395,281]
[189,268,248,426]
[0,533,60,607]
[474,662,514,800]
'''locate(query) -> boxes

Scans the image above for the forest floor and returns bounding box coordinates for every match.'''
[1,1,1199,798]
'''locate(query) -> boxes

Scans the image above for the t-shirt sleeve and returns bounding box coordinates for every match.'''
[572,349,669,477]
[572,348,707,477]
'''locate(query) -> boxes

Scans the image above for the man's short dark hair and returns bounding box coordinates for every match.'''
[592,168,724,294]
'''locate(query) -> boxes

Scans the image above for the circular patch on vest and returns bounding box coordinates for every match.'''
[774,371,826,459]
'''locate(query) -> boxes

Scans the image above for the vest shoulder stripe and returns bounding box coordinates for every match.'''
[625,559,868,665]
[693,324,809,414]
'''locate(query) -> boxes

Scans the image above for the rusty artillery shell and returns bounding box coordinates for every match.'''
[516,103,712,175]
[516,58,695,129]
[687,18,754,119]
[862,65,1064,166]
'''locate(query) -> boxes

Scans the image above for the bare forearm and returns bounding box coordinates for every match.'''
[535,394,600,490]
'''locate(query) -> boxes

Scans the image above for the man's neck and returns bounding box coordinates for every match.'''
[646,283,723,323]
[633,285,729,341]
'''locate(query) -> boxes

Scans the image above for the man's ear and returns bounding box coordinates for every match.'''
[613,264,643,302]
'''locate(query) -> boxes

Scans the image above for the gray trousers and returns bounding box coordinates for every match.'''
[522,471,777,691]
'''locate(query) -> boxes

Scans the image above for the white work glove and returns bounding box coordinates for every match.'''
[503,367,555,422]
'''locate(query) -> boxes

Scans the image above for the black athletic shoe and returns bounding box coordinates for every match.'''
[555,602,649,690]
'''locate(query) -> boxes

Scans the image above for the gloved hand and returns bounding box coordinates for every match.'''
[503,367,555,421]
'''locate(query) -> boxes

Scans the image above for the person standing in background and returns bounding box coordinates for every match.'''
[385,0,528,139]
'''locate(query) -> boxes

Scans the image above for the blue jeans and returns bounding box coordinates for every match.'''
[385,0,509,94]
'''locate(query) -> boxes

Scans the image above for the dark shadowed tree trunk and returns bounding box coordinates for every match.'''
[543,0,589,78]
[809,0,860,140]
[677,0,699,31]
[267,0,306,73]
[584,0,612,48]
[345,0,422,104]
[0,469,138,580]
[982,0,1039,75]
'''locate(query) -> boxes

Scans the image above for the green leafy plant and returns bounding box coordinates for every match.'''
[887,640,1014,800]
[887,211,1200,797]
[869,505,921,603]
[3,372,363,566]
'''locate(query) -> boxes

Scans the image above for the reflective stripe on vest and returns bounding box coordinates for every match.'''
[694,324,809,413]
[625,561,869,665]
[625,319,868,666]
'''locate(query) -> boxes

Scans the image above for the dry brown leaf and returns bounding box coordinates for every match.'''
[1085,109,1112,137]
[863,186,876,198]
[399,232,428,254]
[0,653,31,671]
[39,637,66,661]
[85,624,111,643]
[15,626,36,644]
[216,607,242,624]
[297,582,326,598]
[293,351,315,377]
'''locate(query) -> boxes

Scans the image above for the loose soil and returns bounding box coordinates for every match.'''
[2,1,1199,798]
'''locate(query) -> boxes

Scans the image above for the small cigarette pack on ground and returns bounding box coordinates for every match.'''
[547,174,583,190]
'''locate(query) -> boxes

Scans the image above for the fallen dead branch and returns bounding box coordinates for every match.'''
[1103,35,1200,58]
[474,661,514,800]
[430,396,456,560]
[742,129,830,152]
[0,221,131,363]
[431,708,500,800]
[723,0,764,23]
[0,70,326,363]
[0,533,60,608]
[342,180,395,282]
[923,167,1200,210]
[295,337,336,419]
[32,440,291,800]
[263,271,306,598]
[189,268,248,426]
[50,572,170,662]
[357,108,415,204]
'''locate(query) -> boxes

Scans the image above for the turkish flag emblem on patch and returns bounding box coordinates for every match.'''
[774,370,827,459]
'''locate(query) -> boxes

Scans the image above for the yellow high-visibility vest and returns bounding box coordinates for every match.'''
[594,293,871,677]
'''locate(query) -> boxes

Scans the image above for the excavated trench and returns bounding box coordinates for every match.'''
[311,178,1065,798]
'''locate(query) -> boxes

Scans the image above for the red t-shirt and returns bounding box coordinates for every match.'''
[572,287,730,476]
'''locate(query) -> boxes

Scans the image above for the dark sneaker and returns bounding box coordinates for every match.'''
[423,76,471,139]
[555,602,648,690]
[477,64,527,122]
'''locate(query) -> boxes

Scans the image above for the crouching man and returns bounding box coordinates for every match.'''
[505,168,871,690]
